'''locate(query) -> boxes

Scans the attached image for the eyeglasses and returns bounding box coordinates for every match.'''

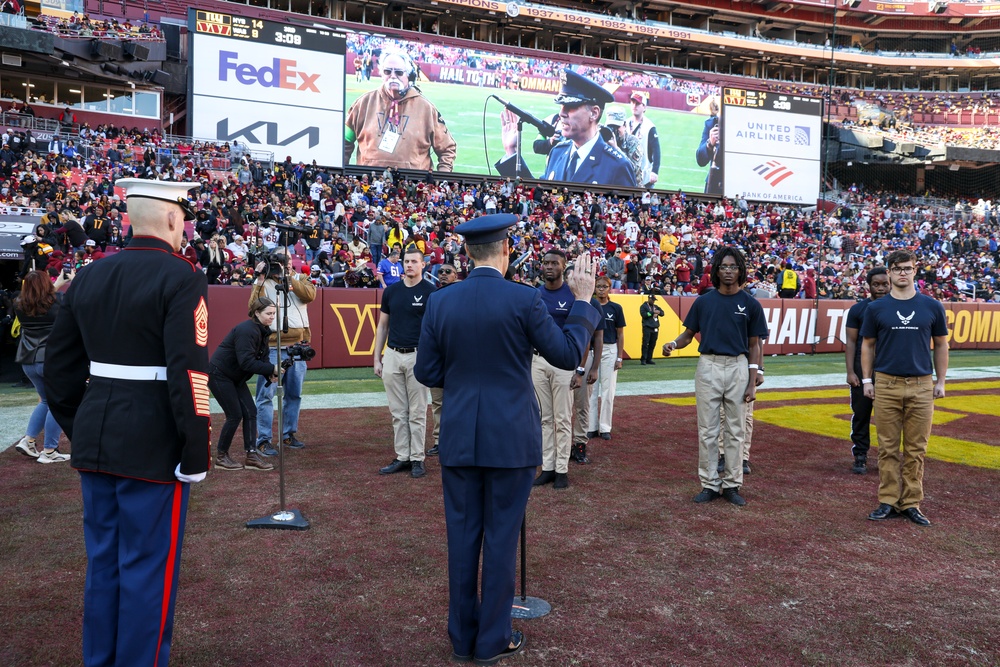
[385,69,407,77]
[718,265,740,272]
[889,266,915,275]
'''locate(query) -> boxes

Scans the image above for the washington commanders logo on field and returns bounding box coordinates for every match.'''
[753,160,795,187]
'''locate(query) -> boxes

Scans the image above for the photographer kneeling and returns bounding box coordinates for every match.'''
[250,249,317,455]
[209,297,279,471]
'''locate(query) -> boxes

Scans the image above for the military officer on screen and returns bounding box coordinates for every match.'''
[45,179,210,667]
[496,69,638,188]
[414,213,601,665]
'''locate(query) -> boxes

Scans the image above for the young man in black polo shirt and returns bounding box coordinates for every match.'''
[588,275,626,442]
[374,246,436,478]
[860,250,949,527]
[844,267,890,474]
[663,247,768,506]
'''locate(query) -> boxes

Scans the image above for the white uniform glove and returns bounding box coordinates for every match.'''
[174,463,207,484]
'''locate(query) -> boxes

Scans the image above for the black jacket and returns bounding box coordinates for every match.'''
[210,318,275,384]
[14,296,62,364]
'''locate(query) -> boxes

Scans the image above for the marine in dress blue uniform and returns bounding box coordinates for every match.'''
[45,179,210,667]
[414,214,600,664]
[495,69,637,188]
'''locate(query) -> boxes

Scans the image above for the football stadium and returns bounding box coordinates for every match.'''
[1,0,998,664]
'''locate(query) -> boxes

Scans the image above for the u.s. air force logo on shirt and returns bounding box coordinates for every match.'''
[735,304,748,317]
[897,310,915,325]
[413,295,425,307]
[557,300,569,312]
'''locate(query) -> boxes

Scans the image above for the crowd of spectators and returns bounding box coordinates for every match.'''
[2,128,998,303]
[32,12,163,40]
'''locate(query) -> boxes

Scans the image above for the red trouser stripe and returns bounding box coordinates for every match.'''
[153,482,183,667]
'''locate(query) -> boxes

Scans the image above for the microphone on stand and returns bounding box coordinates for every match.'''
[492,95,557,138]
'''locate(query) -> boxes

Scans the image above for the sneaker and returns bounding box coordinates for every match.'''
[852,455,867,475]
[258,441,278,457]
[37,449,70,464]
[283,433,305,449]
[411,461,426,478]
[553,472,569,489]
[693,488,721,503]
[742,460,752,475]
[427,445,440,456]
[15,436,39,458]
[722,487,747,506]
[215,451,242,470]
[244,450,274,471]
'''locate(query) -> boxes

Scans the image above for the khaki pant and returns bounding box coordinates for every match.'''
[588,344,619,434]
[718,400,754,461]
[572,351,596,443]
[873,373,934,511]
[695,354,747,491]
[382,348,428,462]
[533,355,573,474]
[430,386,444,447]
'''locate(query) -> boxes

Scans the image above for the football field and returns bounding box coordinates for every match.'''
[346,78,709,191]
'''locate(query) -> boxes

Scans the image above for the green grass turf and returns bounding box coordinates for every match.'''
[1,351,995,404]
[345,78,708,191]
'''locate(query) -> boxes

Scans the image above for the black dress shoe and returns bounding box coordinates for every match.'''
[427,445,440,456]
[379,459,412,475]
[258,441,278,457]
[474,630,526,665]
[410,461,426,478]
[640,360,647,365]
[600,432,611,441]
[645,360,656,365]
[553,472,569,489]
[532,470,556,486]
[722,487,747,506]
[693,488,721,503]
[902,507,931,526]
[868,503,898,521]
[451,652,473,663]
[585,431,598,439]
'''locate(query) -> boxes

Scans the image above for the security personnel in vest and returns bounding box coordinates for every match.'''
[45,178,209,667]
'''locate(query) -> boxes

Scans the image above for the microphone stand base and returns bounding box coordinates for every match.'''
[511,595,551,619]
[246,508,310,530]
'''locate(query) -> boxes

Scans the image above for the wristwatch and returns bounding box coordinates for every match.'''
[575,367,586,376]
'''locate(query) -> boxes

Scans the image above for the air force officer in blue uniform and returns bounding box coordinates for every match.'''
[495,69,637,188]
[414,214,601,665]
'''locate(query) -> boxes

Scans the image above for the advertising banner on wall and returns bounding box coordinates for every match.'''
[188,9,346,167]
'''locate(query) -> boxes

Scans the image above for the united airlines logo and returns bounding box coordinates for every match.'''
[897,310,915,325]
[794,126,810,146]
[753,161,795,187]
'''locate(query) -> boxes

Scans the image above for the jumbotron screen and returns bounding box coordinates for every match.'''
[187,9,346,167]
[342,31,721,191]
[719,88,823,204]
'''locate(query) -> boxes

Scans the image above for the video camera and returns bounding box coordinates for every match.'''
[256,250,288,281]
[280,343,316,370]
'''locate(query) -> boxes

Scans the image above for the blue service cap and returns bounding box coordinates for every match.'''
[454,213,518,244]
[554,69,614,106]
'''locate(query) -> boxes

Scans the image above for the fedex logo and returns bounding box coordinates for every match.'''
[218,50,320,92]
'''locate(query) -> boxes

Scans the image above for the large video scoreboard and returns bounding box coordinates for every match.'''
[721,87,823,204]
[188,9,346,167]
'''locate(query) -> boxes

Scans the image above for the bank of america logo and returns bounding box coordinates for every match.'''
[794,126,810,145]
[753,160,795,187]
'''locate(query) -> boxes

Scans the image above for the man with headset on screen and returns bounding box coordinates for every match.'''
[344,48,457,172]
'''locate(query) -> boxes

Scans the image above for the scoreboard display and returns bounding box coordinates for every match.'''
[720,87,823,204]
[188,9,346,167]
